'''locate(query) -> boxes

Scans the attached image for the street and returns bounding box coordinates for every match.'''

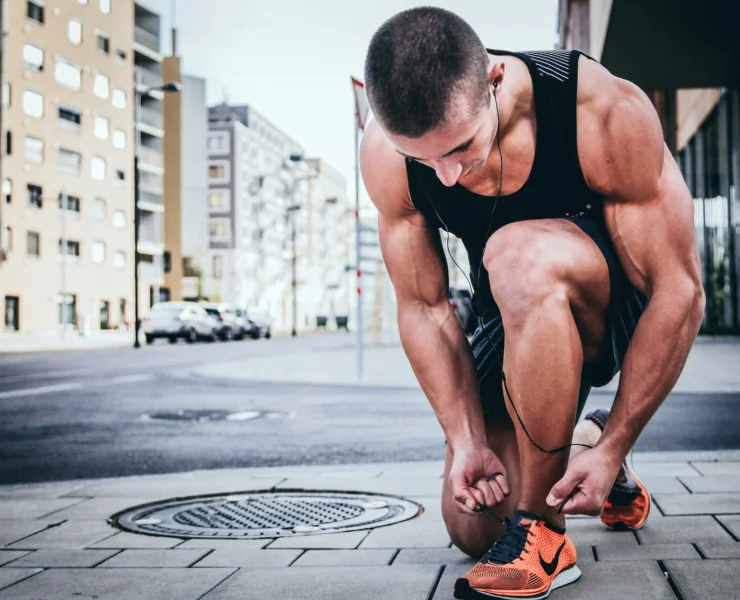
[1,334,739,485]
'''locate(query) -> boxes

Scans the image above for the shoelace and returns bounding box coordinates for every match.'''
[482,518,533,565]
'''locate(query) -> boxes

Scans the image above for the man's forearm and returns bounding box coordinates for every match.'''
[398,302,487,450]
[598,287,704,458]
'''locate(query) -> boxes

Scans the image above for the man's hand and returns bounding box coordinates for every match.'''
[546,446,623,516]
[449,446,511,516]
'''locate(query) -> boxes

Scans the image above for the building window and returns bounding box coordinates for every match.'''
[68,20,82,45]
[25,137,44,164]
[4,131,11,156]
[112,210,126,228]
[58,148,82,175]
[59,239,80,257]
[96,32,110,54]
[58,106,82,129]
[112,129,126,149]
[94,74,109,99]
[2,179,10,204]
[27,184,43,208]
[209,221,227,237]
[2,82,9,106]
[212,255,223,279]
[23,44,44,71]
[58,294,76,325]
[115,49,126,64]
[112,88,126,109]
[78,0,88,4]
[3,227,11,253]
[94,115,109,139]
[116,170,125,182]
[208,191,228,209]
[113,250,125,268]
[91,157,106,180]
[91,241,106,263]
[22,90,44,118]
[59,193,80,212]
[207,133,229,153]
[99,0,110,14]
[27,0,44,24]
[55,59,82,91]
[93,198,106,220]
[209,165,224,179]
[27,231,40,256]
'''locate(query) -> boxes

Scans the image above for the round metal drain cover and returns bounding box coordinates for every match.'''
[143,410,282,422]
[112,491,421,539]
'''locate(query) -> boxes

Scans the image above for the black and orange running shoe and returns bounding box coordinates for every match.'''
[584,409,651,531]
[453,510,581,599]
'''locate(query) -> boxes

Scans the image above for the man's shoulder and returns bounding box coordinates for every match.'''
[360,120,414,218]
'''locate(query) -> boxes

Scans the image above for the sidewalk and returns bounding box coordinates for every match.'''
[1,451,740,599]
[194,335,740,392]
[0,331,135,354]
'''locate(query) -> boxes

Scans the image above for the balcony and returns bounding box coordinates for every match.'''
[139,189,163,208]
[135,67,162,91]
[139,221,163,245]
[138,106,163,130]
[134,26,160,53]
[138,146,162,169]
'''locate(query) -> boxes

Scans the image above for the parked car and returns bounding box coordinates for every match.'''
[142,302,217,345]
[236,309,272,339]
[449,287,477,335]
[200,302,245,341]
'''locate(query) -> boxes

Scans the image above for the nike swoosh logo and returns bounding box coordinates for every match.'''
[539,540,566,576]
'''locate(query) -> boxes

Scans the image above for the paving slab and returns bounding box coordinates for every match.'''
[0,498,84,520]
[89,532,184,549]
[65,477,284,499]
[562,519,639,547]
[176,539,272,550]
[716,515,740,539]
[653,492,740,515]
[97,549,208,568]
[635,475,692,494]
[559,561,676,600]
[360,499,450,549]
[194,548,302,568]
[626,461,699,477]
[695,541,740,558]
[292,549,395,567]
[679,475,740,493]
[665,559,740,600]
[268,531,369,550]
[594,543,699,561]
[6,520,117,549]
[8,549,118,568]
[690,460,740,476]
[46,497,162,520]
[200,565,441,600]
[636,515,735,544]
[0,521,61,547]
[0,569,43,593]
[0,567,236,600]
[275,477,443,497]
[0,481,88,498]
[0,553,28,567]
[393,548,475,567]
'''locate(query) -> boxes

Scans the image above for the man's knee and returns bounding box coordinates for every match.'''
[483,222,572,323]
[445,519,501,559]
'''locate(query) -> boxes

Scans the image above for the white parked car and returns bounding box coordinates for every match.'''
[142,302,217,345]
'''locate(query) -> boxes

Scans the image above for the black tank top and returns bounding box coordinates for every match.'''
[406,48,603,321]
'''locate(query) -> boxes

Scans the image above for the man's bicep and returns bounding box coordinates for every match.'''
[379,211,449,308]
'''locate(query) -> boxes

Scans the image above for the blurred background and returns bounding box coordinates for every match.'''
[0,0,738,484]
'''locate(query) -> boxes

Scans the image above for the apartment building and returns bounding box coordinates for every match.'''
[558,0,740,333]
[0,0,135,333]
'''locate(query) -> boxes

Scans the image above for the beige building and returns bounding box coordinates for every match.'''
[0,0,166,334]
[558,0,740,332]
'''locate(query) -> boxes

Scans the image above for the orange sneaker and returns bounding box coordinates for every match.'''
[453,510,581,599]
[584,409,651,530]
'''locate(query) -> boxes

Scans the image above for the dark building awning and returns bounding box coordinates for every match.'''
[601,0,740,89]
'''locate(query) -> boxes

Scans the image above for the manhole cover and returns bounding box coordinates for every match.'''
[112,491,421,539]
[143,410,283,422]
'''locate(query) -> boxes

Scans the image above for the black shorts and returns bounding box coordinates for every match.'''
[470,217,647,421]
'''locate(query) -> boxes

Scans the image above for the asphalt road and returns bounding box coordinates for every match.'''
[1,335,739,484]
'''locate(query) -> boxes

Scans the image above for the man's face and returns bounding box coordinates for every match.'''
[385,89,496,187]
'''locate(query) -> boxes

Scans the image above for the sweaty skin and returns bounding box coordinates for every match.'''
[360,53,704,520]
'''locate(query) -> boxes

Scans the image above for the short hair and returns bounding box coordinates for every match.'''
[364,7,490,138]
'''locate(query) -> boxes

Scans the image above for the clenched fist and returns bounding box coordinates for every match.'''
[449,446,511,516]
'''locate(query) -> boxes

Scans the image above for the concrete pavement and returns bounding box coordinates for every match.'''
[1,452,740,598]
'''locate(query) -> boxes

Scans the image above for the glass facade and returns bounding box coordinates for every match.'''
[677,89,740,333]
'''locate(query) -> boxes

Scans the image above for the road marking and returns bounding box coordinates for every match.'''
[0,382,81,399]
[108,374,155,385]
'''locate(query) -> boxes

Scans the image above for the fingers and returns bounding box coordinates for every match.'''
[546,468,586,511]
[554,488,602,516]
[453,487,484,516]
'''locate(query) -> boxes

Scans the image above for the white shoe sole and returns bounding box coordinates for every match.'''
[456,565,583,600]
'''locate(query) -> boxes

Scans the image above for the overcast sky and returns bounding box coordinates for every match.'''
[140,0,559,198]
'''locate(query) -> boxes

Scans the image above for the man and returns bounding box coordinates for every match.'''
[360,7,704,600]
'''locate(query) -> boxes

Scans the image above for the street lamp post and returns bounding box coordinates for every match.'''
[133,75,182,349]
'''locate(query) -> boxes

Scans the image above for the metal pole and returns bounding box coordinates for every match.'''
[354,115,363,379]
[60,189,67,342]
[0,0,6,270]
[291,197,297,337]
[133,77,142,348]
